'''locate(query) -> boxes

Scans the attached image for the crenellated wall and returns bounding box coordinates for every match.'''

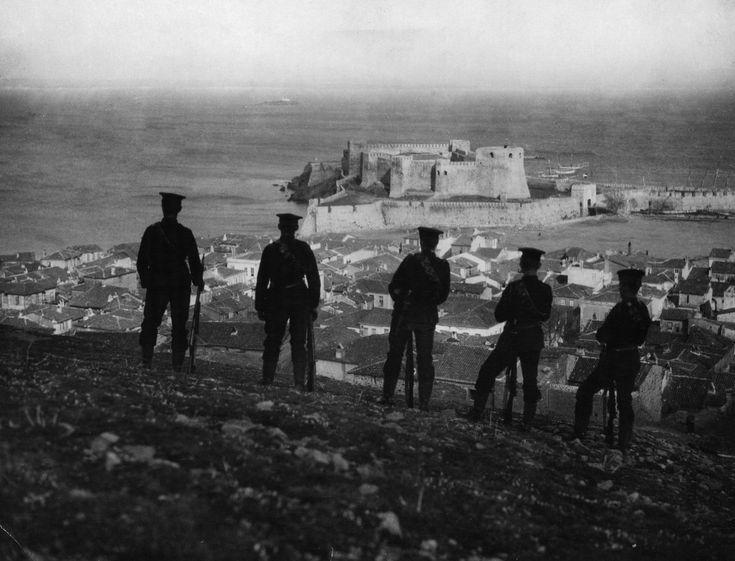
[600,184,735,213]
[299,195,584,236]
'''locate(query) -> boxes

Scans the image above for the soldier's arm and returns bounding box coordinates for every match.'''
[634,303,652,346]
[304,246,321,310]
[435,260,451,305]
[494,282,514,322]
[595,303,620,344]
[254,246,273,312]
[136,227,152,288]
[538,284,553,322]
[388,256,412,303]
[186,231,204,289]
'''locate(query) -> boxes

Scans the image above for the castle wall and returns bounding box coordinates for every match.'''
[346,140,462,179]
[300,196,583,236]
[390,158,436,197]
[601,185,735,213]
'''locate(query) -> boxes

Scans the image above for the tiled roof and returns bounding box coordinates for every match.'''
[68,244,103,254]
[69,285,131,310]
[472,248,502,261]
[359,308,393,327]
[660,308,695,321]
[711,261,735,275]
[553,283,593,300]
[709,248,732,259]
[78,312,142,332]
[450,282,485,295]
[711,281,735,298]
[435,345,489,382]
[0,278,57,295]
[354,278,390,294]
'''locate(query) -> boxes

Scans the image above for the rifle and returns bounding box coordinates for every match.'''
[404,332,415,408]
[306,314,316,392]
[502,360,518,425]
[603,383,617,446]
[186,284,203,381]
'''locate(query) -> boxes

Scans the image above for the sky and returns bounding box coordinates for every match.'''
[1,0,734,92]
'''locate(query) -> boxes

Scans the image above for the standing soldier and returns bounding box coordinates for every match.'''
[381,227,450,410]
[467,247,552,428]
[137,192,204,372]
[569,268,651,453]
[255,213,320,389]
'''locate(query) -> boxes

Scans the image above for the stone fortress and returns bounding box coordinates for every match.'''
[300,139,598,236]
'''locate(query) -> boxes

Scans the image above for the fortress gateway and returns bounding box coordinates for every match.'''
[299,140,597,236]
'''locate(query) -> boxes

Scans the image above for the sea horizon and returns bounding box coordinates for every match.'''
[1,88,734,257]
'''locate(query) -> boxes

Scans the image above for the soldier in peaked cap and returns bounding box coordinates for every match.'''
[569,268,651,453]
[137,192,204,372]
[381,226,451,410]
[255,213,320,389]
[467,247,553,428]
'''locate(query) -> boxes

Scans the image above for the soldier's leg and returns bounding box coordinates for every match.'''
[469,348,511,419]
[262,305,288,384]
[414,325,435,410]
[169,287,191,372]
[139,289,169,367]
[288,302,309,389]
[382,321,411,402]
[519,350,542,427]
[572,366,607,437]
[615,370,636,451]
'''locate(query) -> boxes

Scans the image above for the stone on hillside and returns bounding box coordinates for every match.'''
[332,452,350,472]
[597,480,614,491]
[294,446,331,465]
[120,445,156,463]
[377,511,402,537]
[256,400,274,411]
[266,427,288,441]
[360,483,379,495]
[222,418,257,435]
[304,412,328,426]
[105,451,121,472]
[174,413,207,428]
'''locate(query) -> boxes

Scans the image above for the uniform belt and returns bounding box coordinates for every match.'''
[609,346,638,352]
[283,281,304,289]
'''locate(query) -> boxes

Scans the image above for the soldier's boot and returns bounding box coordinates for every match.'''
[520,401,537,431]
[171,351,185,373]
[261,361,277,386]
[466,390,491,422]
[293,361,306,391]
[618,421,634,455]
[141,346,154,369]
[418,383,433,411]
[380,372,400,406]
[564,415,588,442]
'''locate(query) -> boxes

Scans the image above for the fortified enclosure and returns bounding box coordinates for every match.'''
[300,140,597,235]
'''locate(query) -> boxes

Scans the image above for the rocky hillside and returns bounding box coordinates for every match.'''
[0,325,733,561]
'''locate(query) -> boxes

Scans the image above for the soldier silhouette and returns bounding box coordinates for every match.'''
[467,247,552,428]
[137,192,204,372]
[569,268,651,453]
[381,226,450,410]
[255,213,320,389]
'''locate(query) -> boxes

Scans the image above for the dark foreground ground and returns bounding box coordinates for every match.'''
[0,326,733,561]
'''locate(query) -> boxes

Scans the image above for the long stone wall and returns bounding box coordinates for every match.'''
[299,196,583,235]
[601,185,735,213]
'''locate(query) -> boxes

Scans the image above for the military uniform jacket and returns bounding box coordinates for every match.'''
[389,251,451,326]
[137,218,203,290]
[494,275,553,351]
[255,237,320,312]
[596,297,651,351]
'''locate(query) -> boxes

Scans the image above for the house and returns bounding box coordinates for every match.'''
[78,266,139,293]
[109,242,140,262]
[578,287,619,326]
[675,274,712,309]
[648,257,691,280]
[315,334,390,383]
[68,244,106,264]
[660,307,696,335]
[205,267,249,287]
[350,253,402,276]
[449,233,473,256]
[358,308,393,336]
[226,251,262,284]
[0,251,37,265]
[436,300,501,338]
[448,256,479,279]
[23,305,85,335]
[193,322,265,368]
[562,265,610,290]
[0,278,57,310]
[68,285,133,313]
[76,310,142,332]
[41,248,83,270]
[434,345,489,385]
[552,283,593,308]
[354,278,392,310]
[710,261,735,283]
[708,248,733,268]
[450,282,491,300]
[711,282,735,313]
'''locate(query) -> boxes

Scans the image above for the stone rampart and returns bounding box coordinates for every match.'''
[299,196,583,236]
[600,184,735,213]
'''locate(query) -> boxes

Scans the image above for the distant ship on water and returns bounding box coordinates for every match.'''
[262,97,299,106]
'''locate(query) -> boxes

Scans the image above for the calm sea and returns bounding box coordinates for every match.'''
[1,88,734,257]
